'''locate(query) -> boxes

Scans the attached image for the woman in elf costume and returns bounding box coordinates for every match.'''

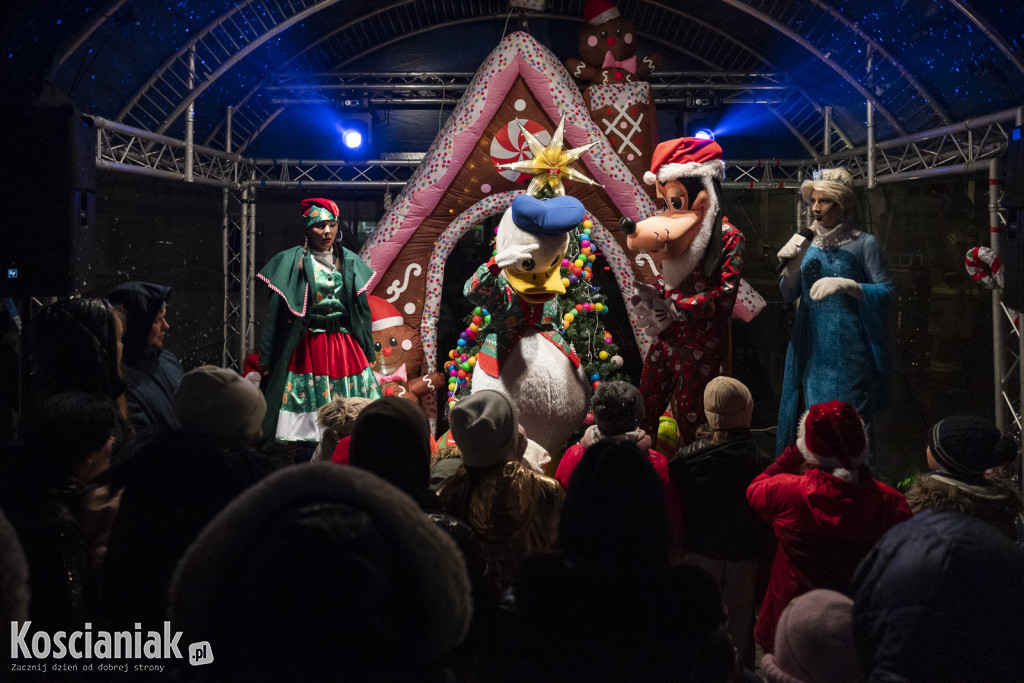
[257,198,380,446]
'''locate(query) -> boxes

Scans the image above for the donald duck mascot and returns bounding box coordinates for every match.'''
[463,193,591,456]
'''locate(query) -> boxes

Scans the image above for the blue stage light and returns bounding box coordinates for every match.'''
[694,128,715,140]
[342,128,363,149]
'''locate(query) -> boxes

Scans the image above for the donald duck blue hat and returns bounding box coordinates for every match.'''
[511,194,585,236]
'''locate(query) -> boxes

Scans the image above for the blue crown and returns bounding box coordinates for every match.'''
[812,168,852,186]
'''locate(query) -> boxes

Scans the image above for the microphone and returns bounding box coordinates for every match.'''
[777,226,815,274]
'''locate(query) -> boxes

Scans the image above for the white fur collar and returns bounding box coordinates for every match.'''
[812,219,860,250]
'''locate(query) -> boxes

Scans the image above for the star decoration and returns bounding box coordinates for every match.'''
[495,116,602,196]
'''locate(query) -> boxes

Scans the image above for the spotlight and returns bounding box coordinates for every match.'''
[686,91,718,110]
[339,118,369,152]
[342,128,363,149]
[339,96,368,110]
[694,128,715,140]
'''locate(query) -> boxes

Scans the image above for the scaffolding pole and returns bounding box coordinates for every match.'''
[239,189,250,371]
[246,192,257,361]
[990,158,1007,431]
[866,50,877,189]
[823,106,832,156]
[184,48,195,183]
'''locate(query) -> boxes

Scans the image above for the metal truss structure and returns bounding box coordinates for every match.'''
[84,1,1022,166]
[225,67,820,156]
[221,187,256,371]
[247,155,812,190]
[250,157,418,190]
[92,0,1014,158]
[115,0,347,136]
[821,109,1020,188]
[264,70,792,107]
[93,117,248,189]
[184,0,986,157]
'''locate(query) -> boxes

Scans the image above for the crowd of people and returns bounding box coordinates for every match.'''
[1,290,1022,682]
[1,190,1022,682]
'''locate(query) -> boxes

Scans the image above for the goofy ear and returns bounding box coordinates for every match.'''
[703,178,724,278]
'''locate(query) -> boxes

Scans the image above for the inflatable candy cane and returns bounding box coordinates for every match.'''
[966,246,1019,328]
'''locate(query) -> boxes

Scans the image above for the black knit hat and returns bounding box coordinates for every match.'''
[927,416,1015,484]
[349,396,432,496]
[591,381,645,436]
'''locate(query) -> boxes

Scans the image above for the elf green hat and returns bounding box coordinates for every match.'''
[301,198,339,228]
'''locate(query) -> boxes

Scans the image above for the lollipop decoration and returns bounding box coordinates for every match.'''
[491,119,552,183]
[965,246,1020,328]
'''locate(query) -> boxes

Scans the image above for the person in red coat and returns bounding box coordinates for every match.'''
[746,400,911,653]
[556,381,685,560]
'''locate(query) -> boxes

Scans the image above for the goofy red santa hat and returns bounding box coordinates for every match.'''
[619,137,745,447]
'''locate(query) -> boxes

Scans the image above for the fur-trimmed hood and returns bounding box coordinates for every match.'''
[170,464,472,679]
[904,471,1023,540]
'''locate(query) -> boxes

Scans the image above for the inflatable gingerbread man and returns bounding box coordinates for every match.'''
[367,296,445,405]
[564,0,661,85]
[619,137,745,448]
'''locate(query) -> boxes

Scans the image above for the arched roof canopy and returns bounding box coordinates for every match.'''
[31,0,1024,160]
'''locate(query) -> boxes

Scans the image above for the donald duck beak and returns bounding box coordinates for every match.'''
[499,193,583,303]
[505,262,566,303]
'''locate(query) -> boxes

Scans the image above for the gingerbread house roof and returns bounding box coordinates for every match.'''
[360,31,656,293]
[357,32,672,392]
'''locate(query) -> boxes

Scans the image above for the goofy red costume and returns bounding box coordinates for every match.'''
[619,138,744,447]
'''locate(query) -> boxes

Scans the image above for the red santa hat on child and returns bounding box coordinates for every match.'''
[584,0,620,24]
[796,400,870,483]
[368,295,404,332]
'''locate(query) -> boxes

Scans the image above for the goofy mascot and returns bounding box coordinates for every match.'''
[619,137,745,447]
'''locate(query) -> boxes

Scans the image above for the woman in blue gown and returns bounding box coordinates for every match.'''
[775,168,893,465]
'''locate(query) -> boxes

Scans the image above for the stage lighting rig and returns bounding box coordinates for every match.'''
[686,91,718,111]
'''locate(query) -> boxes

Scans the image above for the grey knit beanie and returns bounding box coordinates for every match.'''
[173,365,267,445]
[449,390,519,468]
